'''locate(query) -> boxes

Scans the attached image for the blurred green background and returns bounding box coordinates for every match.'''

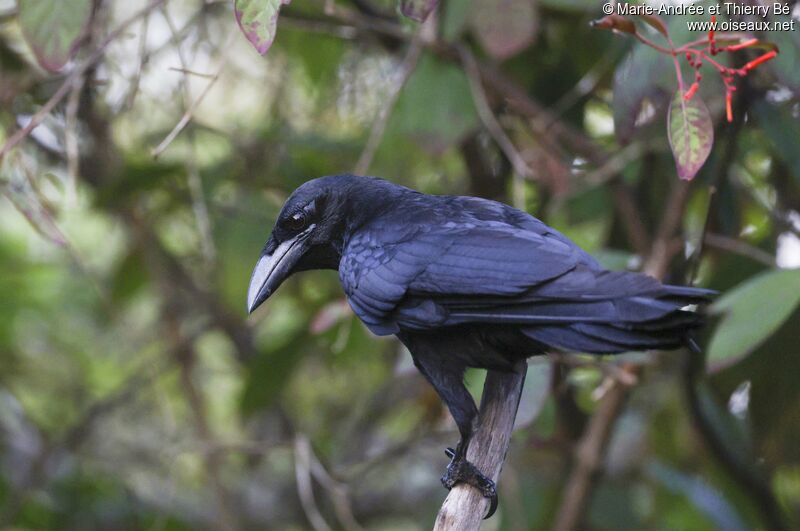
[1,0,799,529]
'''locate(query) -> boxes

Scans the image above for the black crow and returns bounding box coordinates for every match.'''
[247,174,713,516]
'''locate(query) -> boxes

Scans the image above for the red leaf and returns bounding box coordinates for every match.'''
[234,0,291,55]
[18,0,92,72]
[667,90,713,181]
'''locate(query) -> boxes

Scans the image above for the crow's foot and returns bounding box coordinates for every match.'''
[442,447,498,519]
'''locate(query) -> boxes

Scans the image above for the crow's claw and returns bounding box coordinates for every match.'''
[441,449,498,519]
[485,491,498,519]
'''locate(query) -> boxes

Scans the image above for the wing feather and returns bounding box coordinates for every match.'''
[340,221,580,334]
[338,197,713,350]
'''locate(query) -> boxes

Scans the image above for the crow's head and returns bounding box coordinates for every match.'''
[247,174,385,314]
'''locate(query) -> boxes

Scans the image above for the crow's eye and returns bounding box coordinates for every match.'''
[285,211,308,231]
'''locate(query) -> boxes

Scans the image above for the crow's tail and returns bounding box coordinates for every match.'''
[520,283,715,354]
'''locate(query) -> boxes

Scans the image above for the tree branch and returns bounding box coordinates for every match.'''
[551,365,636,531]
[353,30,423,175]
[433,361,527,530]
[458,44,534,207]
[0,0,166,161]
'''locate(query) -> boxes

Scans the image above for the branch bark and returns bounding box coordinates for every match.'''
[433,360,527,531]
[551,365,636,531]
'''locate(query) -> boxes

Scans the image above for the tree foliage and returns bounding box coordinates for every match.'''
[0,0,799,529]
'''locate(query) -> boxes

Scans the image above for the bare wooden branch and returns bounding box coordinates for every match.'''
[295,434,334,531]
[551,364,636,531]
[150,59,225,158]
[433,361,527,531]
[704,232,776,267]
[161,7,217,265]
[307,441,365,531]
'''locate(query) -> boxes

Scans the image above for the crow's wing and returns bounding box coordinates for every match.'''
[339,212,714,352]
[339,218,584,335]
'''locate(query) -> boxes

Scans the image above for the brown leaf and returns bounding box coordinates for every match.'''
[590,14,636,35]
[637,14,668,38]
[471,0,538,60]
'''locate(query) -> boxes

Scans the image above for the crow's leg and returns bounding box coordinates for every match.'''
[411,353,498,516]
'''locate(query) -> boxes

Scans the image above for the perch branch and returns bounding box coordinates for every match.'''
[433,360,527,531]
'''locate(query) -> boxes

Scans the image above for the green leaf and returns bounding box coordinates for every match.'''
[110,250,148,303]
[400,0,439,22]
[646,461,748,531]
[707,268,800,372]
[234,0,291,55]
[441,0,471,41]
[18,0,92,72]
[667,90,713,181]
[470,0,538,60]
[388,54,479,153]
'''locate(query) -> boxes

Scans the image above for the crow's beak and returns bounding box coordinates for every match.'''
[247,225,315,314]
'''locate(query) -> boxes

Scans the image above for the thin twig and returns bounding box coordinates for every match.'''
[353,33,423,175]
[610,181,651,258]
[458,45,533,208]
[167,66,217,79]
[123,10,151,111]
[64,73,85,204]
[698,233,776,267]
[0,0,167,161]
[582,138,666,186]
[161,7,217,264]
[534,50,620,133]
[307,444,365,531]
[294,434,334,531]
[150,24,235,160]
[644,180,691,278]
[551,365,634,531]
[149,62,224,158]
